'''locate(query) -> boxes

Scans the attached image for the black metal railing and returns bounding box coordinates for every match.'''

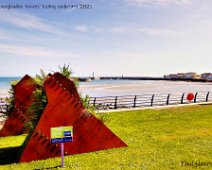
[0,91,211,112]
[0,98,8,114]
[89,91,212,110]
[0,98,8,125]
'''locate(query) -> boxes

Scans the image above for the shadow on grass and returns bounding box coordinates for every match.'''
[34,165,61,170]
[0,146,61,169]
[0,146,21,165]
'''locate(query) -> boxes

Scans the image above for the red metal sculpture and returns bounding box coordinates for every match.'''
[20,72,127,162]
[0,75,37,137]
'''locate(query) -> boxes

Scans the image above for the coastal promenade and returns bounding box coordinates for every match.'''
[0,91,211,129]
[89,91,212,110]
[79,76,212,82]
[1,91,211,112]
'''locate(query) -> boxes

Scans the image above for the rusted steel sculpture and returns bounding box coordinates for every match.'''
[0,75,37,137]
[20,72,127,162]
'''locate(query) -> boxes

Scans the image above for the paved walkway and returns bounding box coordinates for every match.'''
[97,102,212,113]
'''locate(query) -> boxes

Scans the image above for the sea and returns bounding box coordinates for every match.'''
[0,77,21,98]
[1,77,212,98]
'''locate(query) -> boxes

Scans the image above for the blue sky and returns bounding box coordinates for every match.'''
[0,0,212,77]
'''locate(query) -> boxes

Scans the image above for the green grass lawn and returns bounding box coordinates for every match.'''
[0,105,212,170]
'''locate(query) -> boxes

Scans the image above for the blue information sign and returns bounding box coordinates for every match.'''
[50,126,73,144]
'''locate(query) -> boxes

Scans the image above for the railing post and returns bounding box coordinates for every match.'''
[206,92,210,102]
[134,95,137,108]
[88,97,91,105]
[114,96,118,109]
[194,92,198,103]
[93,97,96,108]
[181,93,185,104]
[151,94,154,106]
[0,99,3,113]
[166,94,170,105]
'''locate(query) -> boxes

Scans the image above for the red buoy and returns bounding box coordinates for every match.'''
[187,93,194,101]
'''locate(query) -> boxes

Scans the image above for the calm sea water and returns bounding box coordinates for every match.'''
[0,77,20,97]
[0,77,212,98]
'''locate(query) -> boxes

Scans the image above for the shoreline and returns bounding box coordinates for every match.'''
[97,77,212,82]
[0,91,9,98]
[1,79,212,98]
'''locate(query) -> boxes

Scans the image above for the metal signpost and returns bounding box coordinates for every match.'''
[51,126,73,168]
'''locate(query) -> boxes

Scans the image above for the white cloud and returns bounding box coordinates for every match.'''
[75,25,88,32]
[138,27,185,37]
[94,27,101,33]
[0,10,66,35]
[0,44,75,58]
[0,28,45,43]
[110,26,184,37]
[126,0,193,6]
[115,52,145,59]
[0,30,11,41]
[111,27,129,33]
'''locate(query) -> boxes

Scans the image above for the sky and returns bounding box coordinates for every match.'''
[0,0,212,77]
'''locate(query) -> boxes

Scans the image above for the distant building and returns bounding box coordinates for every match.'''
[168,74,178,79]
[164,72,200,80]
[201,73,212,79]
[177,73,185,79]
[164,73,180,79]
[184,72,199,79]
[164,75,169,79]
[207,75,212,80]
